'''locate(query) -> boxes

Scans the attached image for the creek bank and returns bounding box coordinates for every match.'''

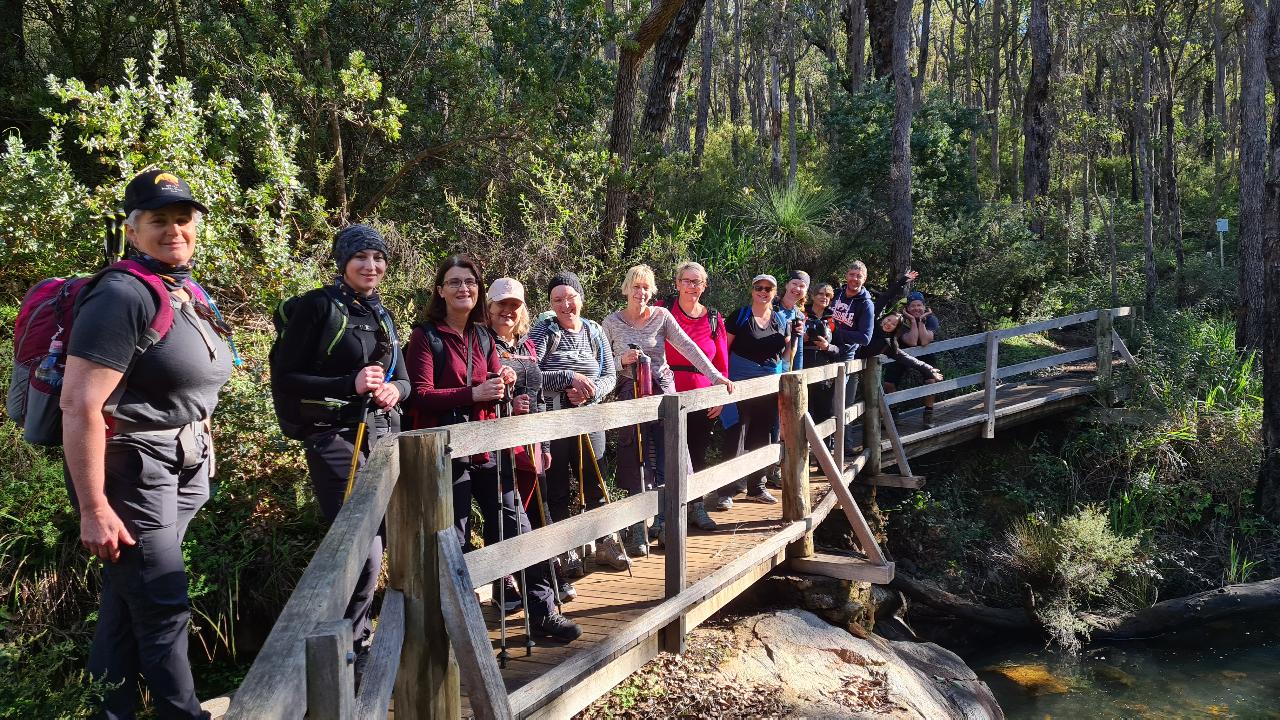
[581,605,1003,719]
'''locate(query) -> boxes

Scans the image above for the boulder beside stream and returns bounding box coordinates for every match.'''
[717,609,1004,719]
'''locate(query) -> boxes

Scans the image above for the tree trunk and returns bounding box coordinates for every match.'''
[731,0,743,163]
[756,50,770,149]
[1021,0,1051,238]
[1210,0,1228,250]
[1238,0,1268,349]
[844,0,867,92]
[1138,46,1158,314]
[770,47,784,184]
[867,0,896,80]
[641,0,708,140]
[605,0,617,61]
[888,0,915,280]
[1257,0,1280,522]
[693,0,715,166]
[1156,0,1185,306]
[988,0,1003,194]
[788,36,799,185]
[321,35,349,220]
[0,0,24,94]
[913,0,933,102]
[601,0,690,256]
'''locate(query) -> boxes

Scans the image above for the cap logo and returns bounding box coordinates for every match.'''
[153,172,181,187]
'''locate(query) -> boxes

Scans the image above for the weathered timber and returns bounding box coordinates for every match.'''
[306,620,354,720]
[992,309,1100,339]
[779,373,812,559]
[789,553,896,584]
[1096,308,1114,406]
[524,636,660,720]
[885,371,986,406]
[506,514,815,717]
[1082,577,1280,639]
[437,531,515,720]
[833,364,848,464]
[860,474,925,489]
[843,399,866,425]
[804,413,887,566]
[660,394,688,653]
[878,393,912,477]
[983,333,999,438]
[390,431,459,720]
[995,347,1097,380]
[687,443,781,500]
[467,489,658,587]
[353,589,404,719]
[1112,330,1137,366]
[890,571,1035,631]
[862,358,882,476]
[226,438,400,719]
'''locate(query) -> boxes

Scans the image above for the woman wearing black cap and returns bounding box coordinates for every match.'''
[61,169,233,718]
[271,223,410,673]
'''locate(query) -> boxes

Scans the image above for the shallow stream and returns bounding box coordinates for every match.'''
[965,612,1280,719]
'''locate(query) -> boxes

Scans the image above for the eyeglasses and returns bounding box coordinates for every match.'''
[192,302,233,339]
[752,285,775,292]
[442,278,478,290]
[679,278,706,287]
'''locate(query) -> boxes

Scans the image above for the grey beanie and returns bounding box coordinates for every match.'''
[333,224,390,270]
[547,271,584,299]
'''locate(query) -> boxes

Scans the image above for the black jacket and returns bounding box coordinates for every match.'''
[856,325,939,376]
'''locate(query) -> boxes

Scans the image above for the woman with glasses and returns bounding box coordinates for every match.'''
[602,264,733,557]
[406,257,581,641]
[706,274,797,511]
[272,224,410,676]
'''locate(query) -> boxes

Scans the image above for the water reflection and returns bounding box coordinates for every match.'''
[966,611,1280,719]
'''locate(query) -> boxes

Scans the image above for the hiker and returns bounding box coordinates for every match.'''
[602,264,734,556]
[271,224,409,674]
[804,282,843,425]
[405,256,581,641]
[705,274,798,511]
[660,261,731,531]
[773,270,809,371]
[484,277,576,603]
[857,312,943,409]
[61,169,233,719]
[527,272,626,572]
[828,261,918,452]
[884,291,942,428]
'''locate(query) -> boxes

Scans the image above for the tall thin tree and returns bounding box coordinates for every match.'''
[889,0,915,280]
[1022,0,1051,238]
[1239,0,1268,349]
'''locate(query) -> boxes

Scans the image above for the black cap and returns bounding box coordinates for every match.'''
[123,169,209,215]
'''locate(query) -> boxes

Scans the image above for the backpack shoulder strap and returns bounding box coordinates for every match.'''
[103,259,174,353]
[315,287,350,357]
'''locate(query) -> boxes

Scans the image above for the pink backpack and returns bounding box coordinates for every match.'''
[5,259,210,446]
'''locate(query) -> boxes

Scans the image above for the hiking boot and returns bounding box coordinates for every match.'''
[534,612,583,642]
[746,489,779,504]
[353,642,370,693]
[648,514,665,541]
[705,494,733,512]
[559,548,585,579]
[492,576,523,615]
[623,521,649,558]
[555,581,577,604]
[922,407,935,429]
[594,534,631,571]
[687,501,719,531]
[765,465,782,489]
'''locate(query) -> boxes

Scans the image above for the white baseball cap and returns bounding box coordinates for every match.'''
[487,277,526,305]
[751,274,778,288]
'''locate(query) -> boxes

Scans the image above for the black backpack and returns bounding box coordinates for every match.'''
[411,322,495,426]
[269,287,399,440]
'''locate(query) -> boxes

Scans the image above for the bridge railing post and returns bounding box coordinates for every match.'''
[833,363,848,468]
[861,357,882,476]
[983,332,999,438]
[390,431,460,720]
[306,620,354,720]
[660,394,688,654]
[1096,309,1114,407]
[779,372,812,559]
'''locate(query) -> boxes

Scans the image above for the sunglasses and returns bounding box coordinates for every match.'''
[752,285,775,292]
[192,302,233,339]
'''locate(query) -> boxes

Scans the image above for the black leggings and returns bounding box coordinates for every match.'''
[715,393,775,499]
[544,431,607,523]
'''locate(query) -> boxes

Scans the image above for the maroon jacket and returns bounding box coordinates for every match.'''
[405,320,501,438]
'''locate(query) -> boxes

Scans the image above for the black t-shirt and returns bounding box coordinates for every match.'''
[68,272,233,427]
[725,306,789,366]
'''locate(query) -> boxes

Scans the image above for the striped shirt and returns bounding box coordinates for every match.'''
[528,316,617,407]
[602,307,726,390]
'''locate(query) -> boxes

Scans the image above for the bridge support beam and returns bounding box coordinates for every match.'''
[391,431,460,720]
[779,373,812,559]
[861,358,882,476]
[1096,309,1114,407]
[661,395,689,654]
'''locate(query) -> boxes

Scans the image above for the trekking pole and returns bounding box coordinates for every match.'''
[582,433,632,578]
[502,384,535,656]
[345,322,397,502]
[529,445,564,613]
[492,374,511,669]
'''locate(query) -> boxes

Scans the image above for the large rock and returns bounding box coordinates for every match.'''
[717,610,1003,719]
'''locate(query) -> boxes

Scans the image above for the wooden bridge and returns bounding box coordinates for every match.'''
[220,306,1136,720]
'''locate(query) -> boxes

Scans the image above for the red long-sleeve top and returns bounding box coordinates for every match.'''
[405,320,500,432]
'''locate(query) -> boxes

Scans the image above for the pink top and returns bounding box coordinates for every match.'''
[663,301,730,392]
